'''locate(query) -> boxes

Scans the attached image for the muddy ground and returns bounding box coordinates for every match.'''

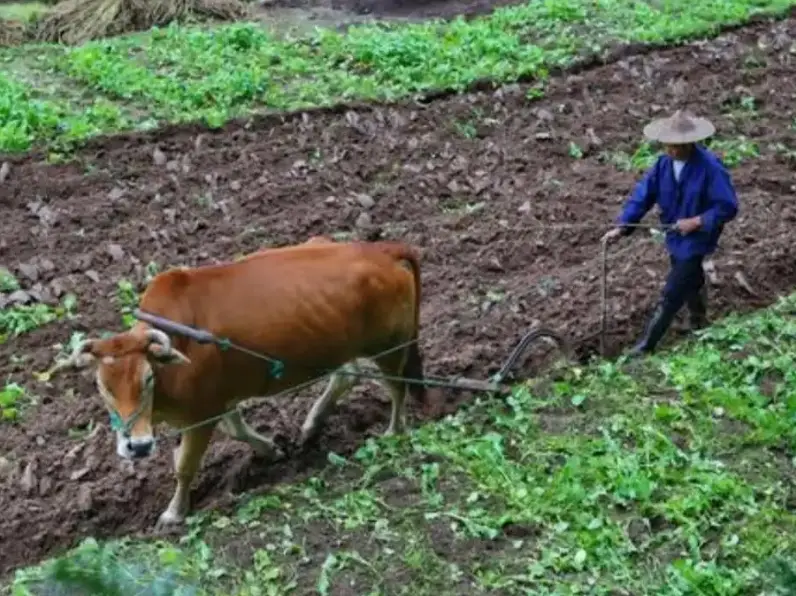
[1,16,795,577]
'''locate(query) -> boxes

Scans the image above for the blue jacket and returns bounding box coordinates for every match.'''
[617,144,739,260]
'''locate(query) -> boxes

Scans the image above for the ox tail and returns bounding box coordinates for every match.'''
[373,242,429,409]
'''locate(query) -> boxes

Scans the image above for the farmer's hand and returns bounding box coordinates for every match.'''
[601,227,624,244]
[675,216,702,235]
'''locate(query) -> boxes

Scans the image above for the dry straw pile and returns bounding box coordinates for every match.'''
[35,0,250,45]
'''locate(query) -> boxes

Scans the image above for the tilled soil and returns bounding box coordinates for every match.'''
[1,17,795,577]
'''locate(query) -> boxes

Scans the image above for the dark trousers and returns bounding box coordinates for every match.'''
[631,255,708,354]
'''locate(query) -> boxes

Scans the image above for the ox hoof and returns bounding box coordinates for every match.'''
[156,510,186,529]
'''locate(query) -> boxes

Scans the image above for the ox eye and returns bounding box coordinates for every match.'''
[143,373,155,392]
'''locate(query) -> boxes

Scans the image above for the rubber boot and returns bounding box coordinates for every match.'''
[627,301,678,357]
[686,285,708,331]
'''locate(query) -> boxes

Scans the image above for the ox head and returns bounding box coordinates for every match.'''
[48,327,190,460]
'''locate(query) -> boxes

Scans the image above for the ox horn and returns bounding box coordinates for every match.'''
[145,328,173,354]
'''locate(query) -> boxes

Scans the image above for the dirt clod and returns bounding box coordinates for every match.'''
[153,148,167,166]
[20,460,37,495]
[355,212,372,228]
[107,244,125,261]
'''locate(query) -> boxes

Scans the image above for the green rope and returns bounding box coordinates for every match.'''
[109,411,124,432]
[215,337,284,379]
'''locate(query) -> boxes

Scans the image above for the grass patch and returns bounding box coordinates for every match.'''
[1,0,795,153]
[0,293,77,342]
[0,382,27,422]
[0,70,130,156]
[11,294,796,594]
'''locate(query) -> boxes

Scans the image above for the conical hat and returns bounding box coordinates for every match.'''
[643,110,716,144]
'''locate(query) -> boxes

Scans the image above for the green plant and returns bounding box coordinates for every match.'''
[0,293,77,341]
[0,72,127,153]
[0,382,26,421]
[600,140,658,171]
[604,135,761,172]
[1,0,793,153]
[708,136,760,167]
[116,278,139,328]
[0,268,19,292]
[12,537,205,595]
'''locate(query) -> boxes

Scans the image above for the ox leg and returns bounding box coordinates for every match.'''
[299,362,360,446]
[220,409,283,461]
[158,424,215,527]
[373,353,409,436]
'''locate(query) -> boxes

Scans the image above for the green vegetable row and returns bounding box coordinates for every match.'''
[1,0,794,154]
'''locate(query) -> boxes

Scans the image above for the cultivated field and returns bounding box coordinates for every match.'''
[1,0,796,593]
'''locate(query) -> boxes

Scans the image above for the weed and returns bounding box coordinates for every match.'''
[452,119,477,139]
[115,279,139,328]
[114,265,159,327]
[739,95,757,111]
[0,293,77,341]
[0,268,19,292]
[0,72,128,154]
[525,80,546,100]
[0,382,26,422]
[600,141,658,171]
[707,136,760,167]
[12,537,205,595]
[604,136,760,172]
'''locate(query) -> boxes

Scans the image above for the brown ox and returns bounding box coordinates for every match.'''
[50,240,427,526]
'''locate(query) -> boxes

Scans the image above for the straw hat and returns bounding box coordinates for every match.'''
[642,110,716,144]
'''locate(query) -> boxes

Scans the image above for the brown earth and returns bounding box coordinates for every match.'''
[262,0,521,21]
[1,16,795,578]
[266,0,521,20]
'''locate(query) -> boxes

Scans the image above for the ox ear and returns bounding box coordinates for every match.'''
[146,343,191,366]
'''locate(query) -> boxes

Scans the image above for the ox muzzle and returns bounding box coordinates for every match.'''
[109,371,156,461]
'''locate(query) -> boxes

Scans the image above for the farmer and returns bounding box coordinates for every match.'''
[602,110,739,356]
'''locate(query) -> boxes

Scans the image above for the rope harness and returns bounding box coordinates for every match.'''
[109,373,154,435]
